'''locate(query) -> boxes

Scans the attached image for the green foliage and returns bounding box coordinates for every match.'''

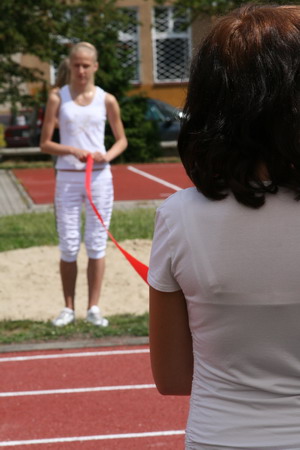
[156,0,299,21]
[0,0,67,109]
[106,95,162,163]
[0,0,138,110]
[0,124,5,147]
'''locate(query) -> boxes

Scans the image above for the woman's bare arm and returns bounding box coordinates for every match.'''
[149,286,193,395]
[93,94,127,163]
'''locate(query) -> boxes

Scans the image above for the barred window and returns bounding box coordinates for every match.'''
[152,7,191,83]
[118,8,140,84]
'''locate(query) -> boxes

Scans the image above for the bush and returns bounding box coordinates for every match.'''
[0,123,5,147]
[106,95,162,163]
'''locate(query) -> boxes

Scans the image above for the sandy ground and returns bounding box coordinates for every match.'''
[0,239,152,322]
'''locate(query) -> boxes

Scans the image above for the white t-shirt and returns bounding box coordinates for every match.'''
[148,187,300,449]
[56,85,108,171]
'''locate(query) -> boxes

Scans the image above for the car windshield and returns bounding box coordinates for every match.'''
[10,110,33,126]
[146,99,180,122]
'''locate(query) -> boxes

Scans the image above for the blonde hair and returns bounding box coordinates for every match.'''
[55,58,70,88]
[69,42,98,62]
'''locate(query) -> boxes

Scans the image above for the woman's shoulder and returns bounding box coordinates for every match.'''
[103,91,117,106]
[94,87,113,109]
[158,187,204,214]
[47,87,62,109]
[56,85,70,103]
[95,86,107,98]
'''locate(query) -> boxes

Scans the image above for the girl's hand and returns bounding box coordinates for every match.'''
[92,152,109,163]
[71,148,90,162]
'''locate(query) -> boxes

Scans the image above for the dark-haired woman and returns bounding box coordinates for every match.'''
[149,4,300,449]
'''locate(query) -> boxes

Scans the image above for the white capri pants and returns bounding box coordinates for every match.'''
[55,168,114,262]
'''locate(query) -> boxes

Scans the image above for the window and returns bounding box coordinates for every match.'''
[152,7,191,83]
[118,8,140,84]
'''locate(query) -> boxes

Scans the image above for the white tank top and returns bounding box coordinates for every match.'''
[56,85,108,170]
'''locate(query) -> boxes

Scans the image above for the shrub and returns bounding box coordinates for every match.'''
[0,123,5,147]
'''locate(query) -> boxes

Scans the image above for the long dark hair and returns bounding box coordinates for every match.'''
[178,4,300,208]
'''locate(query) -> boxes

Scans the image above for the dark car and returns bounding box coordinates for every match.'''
[4,107,44,148]
[119,96,182,144]
[145,98,181,142]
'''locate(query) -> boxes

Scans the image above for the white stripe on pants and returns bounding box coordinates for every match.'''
[55,168,114,262]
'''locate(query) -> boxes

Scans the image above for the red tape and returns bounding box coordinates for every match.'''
[85,155,149,284]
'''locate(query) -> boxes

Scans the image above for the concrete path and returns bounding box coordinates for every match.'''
[0,170,52,217]
[0,145,54,216]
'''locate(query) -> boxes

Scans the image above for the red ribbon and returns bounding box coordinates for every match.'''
[85,155,149,284]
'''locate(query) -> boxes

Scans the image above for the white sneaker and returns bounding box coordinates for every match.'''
[86,306,109,327]
[52,308,75,327]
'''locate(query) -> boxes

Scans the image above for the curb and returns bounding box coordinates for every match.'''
[0,336,149,354]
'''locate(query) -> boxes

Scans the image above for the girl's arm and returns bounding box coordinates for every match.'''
[149,286,193,395]
[40,90,89,162]
[93,94,127,163]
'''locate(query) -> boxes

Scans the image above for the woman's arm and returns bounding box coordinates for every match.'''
[93,94,127,163]
[149,286,193,396]
[40,91,89,162]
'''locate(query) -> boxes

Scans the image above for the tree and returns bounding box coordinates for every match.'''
[155,0,299,23]
[0,0,67,110]
[0,0,137,109]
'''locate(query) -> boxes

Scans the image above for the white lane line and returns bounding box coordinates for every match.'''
[127,165,182,191]
[0,384,156,398]
[0,430,185,447]
[0,348,149,363]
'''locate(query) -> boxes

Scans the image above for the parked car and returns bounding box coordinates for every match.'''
[145,98,182,142]
[4,107,44,148]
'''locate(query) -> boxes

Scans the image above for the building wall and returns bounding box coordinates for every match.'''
[120,0,212,108]
[21,54,51,96]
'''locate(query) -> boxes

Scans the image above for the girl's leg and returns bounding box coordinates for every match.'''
[84,169,113,313]
[55,172,83,311]
[87,257,105,309]
[60,260,78,310]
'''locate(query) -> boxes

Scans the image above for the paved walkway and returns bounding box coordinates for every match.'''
[0,170,53,217]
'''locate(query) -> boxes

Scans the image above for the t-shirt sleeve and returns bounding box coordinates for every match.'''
[147,208,181,292]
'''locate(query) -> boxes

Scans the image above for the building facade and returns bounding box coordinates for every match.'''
[118,0,212,108]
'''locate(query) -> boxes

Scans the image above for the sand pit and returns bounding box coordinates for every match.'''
[0,240,152,322]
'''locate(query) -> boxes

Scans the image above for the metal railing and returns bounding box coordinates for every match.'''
[0,141,178,157]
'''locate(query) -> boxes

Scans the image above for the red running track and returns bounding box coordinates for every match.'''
[13,163,193,205]
[0,345,190,449]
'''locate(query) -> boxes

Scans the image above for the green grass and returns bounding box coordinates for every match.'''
[0,208,156,252]
[0,313,149,345]
[0,208,155,345]
[0,155,54,169]
[0,212,58,251]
